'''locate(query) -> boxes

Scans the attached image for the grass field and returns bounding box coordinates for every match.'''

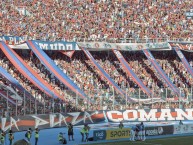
[83,136,193,145]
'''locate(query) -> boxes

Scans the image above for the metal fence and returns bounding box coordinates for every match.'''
[0,84,193,117]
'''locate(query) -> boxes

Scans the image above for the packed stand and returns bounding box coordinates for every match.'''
[0,76,20,117]
[16,49,110,111]
[0,49,193,116]
[47,50,117,110]
[152,50,193,100]
[0,0,193,42]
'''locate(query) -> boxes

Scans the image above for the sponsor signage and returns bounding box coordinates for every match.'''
[106,109,193,122]
[145,125,174,136]
[93,128,131,141]
[173,124,193,134]
[0,36,27,44]
[93,130,106,141]
[77,42,170,50]
[106,128,131,140]
[0,111,105,132]
[1,109,193,132]
[1,36,193,51]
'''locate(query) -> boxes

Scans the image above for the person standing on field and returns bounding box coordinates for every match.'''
[119,121,124,129]
[84,124,90,142]
[25,128,32,142]
[68,123,74,141]
[9,130,14,145]
[80,126,86,142]
[140,122,145,141]
[35,128,39,145]
[130,125,136,141]
[0,130,5,145]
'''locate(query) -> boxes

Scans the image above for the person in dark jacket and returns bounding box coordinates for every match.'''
[9,130,14,145]
[67,123,74,141]
[35,128,39,145]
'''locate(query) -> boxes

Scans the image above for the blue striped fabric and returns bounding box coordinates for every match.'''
[27,41,92,103]
[143,49,180,96]
[0,42,57,99]
[173,46,193,77]
[82,48,125,96]
[112,49,152,98]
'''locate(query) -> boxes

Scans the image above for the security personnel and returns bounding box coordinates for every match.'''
[58,132,66,144]
[26,128,32,142]
[58,132,63,142]
[119,121,124,129]
[0,131,5,145]
[84,125,90,142]
[68,123,74,141]
[35,128,39,145]
[80,126,86,142]
[9,130,14,145]
[84,124,91,142]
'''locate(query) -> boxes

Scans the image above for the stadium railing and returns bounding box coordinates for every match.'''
[0,86,192,117]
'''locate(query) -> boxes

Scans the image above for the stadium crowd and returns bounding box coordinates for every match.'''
[1,48,193,117]
[0,0,193,42]
[0,0,193,117]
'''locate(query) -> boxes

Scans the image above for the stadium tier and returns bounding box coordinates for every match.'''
[0,0,193,118]
[0,0,193,42]
[0,39,193,118]
[1,2,193,145]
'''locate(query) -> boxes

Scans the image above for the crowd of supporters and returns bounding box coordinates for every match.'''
[0,0,193,117]
[0,0,193,42]
[1,48,193,117]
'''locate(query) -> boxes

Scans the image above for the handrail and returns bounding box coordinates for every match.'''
[1,35,193,43]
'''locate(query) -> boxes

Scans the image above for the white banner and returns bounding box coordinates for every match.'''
[173,124,193,134]
[77,42,170,50]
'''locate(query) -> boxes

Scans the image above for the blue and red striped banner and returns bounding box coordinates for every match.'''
[143,49,180,96]
[112,49,152,97]
[82,48,126,98]
[27,41,92,103]
[0,42,58,99]
[170,43,193,78]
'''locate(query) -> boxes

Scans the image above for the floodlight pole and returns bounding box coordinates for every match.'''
[113,87,115,110]
[43,92,45,114]
[30,91,32,114]
[126,88,128,107]
[16,100,18,116]
[24,90,26,115]
[6,90,9,117]
[35,91,37,115]
[191,86,193,102]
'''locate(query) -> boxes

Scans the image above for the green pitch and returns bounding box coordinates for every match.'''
[82,136,193,145]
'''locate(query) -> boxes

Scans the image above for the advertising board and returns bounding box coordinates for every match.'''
[145,125,174,136]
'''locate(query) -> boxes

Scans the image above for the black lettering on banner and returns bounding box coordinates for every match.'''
[110,130,130,138]
[93,130,106,141]
[145,125,174,136]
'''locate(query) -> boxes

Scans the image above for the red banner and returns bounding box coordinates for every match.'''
[60,50,75,58]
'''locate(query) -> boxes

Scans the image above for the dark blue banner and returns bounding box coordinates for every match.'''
[171,44,193,77]
[33,40,79,50]
[143,49,180,96]
[0,42,57,99]
[112,49,152,98]
[82,48,126,98]
[27,41,92,103]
